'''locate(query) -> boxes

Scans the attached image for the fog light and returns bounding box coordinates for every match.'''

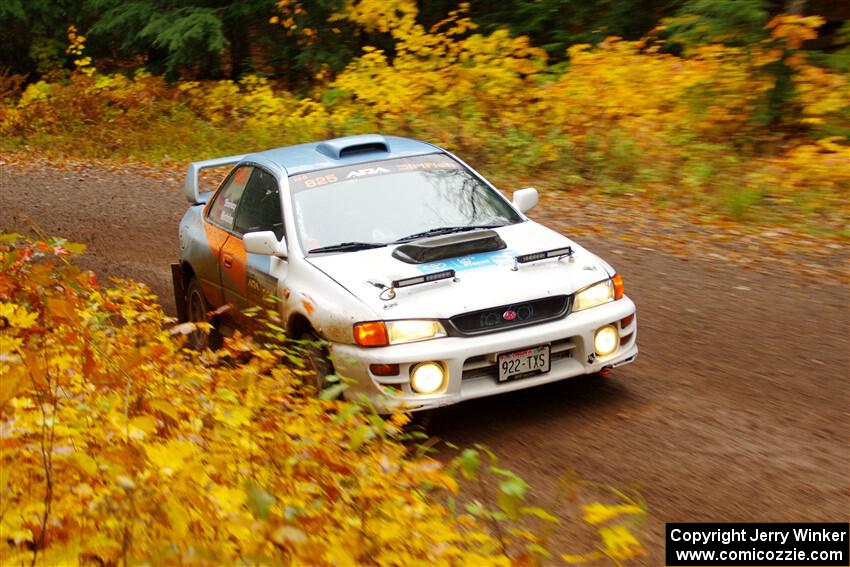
[409,362,445,394]
[594,325,619,357]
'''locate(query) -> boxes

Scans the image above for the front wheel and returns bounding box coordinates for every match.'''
[297,329,335,392]
[185,277,221,350]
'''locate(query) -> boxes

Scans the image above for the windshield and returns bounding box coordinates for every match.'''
[289,154,522,253]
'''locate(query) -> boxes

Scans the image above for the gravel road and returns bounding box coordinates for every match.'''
[2,159,848,564]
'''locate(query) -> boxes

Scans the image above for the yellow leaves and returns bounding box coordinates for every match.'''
[92,73,129,93]
[163,498,191,538]
[71,452,98,476]
[0,335,23,359]
[18,80,54,105]
[582,502,644,525]
[791,60,850,120]
[389,411,410,427]
[144,439,197,473]
[561,524,645,564]
[0,354,28,405]
[210,484,247,516]
[65,25,86,56]
[345,0,420,36]
[599,525,645,562]
[567,43,593,60]
[816,137,850,155]
[323,541,359,566]
[128,415,157,440]
[65,24,94,75]
[0,458,9,497]
[0,302,39,329]
[150,399,180,421]
[213,392,253,426]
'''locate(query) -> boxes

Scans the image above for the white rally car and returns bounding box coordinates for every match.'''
[173,134,637,411]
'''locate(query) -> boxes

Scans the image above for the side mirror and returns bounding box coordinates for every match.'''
[512,187,539,213]
[243,231,287,257]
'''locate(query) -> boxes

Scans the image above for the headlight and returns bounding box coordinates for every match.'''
[387,320,446,344]
[354,320,446,346]
[573,279,615,311]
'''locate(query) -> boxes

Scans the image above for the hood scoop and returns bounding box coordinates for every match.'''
[392,230,506,264]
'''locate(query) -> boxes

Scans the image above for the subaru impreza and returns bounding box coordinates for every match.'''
[173,134,637,411]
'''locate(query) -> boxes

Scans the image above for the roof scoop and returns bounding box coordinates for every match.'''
[393,230,506,264]
[316,134,389,159]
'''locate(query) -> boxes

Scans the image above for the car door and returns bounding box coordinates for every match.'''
[221,166,287,315]
[201,165,253,307]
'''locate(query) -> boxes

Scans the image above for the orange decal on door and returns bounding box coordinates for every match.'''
[220,236,248,295]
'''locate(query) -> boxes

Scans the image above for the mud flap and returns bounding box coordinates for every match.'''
[171,263,189,323]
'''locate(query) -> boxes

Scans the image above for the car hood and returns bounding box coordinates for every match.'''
[306,221,614,320]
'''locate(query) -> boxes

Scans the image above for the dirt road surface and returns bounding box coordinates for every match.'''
[2,160,848,564]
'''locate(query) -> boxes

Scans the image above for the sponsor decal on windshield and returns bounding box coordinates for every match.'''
[346,167,391,178]
[289,154,460,190]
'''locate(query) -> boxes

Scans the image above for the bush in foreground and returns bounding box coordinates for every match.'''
[0,234,645,565]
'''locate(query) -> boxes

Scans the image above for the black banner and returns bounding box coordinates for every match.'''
[666,523,849,566]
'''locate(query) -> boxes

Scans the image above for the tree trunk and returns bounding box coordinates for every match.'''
[784,0,806,14]
[228,24,251,80]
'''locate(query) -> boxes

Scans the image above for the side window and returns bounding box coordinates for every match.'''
[234,168,285,240]
[207,166,252,231]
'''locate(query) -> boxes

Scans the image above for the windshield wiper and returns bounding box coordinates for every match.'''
[309,241,388,254]
[394,224,507,244]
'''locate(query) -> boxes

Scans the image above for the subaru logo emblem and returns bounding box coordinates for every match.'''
[502,310,518,321]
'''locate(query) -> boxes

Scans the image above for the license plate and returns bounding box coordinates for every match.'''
[497,345,550,382]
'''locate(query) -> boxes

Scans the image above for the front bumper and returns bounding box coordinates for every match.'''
[330,297,638,412]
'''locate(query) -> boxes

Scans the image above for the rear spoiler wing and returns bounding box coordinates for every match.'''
[184,154,246,204]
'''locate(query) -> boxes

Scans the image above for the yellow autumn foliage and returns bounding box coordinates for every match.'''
[0,0,847,229]
[0,234,646,565]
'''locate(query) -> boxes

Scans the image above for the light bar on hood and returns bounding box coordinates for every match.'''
[391,269,456,289]
[513,246,573,269]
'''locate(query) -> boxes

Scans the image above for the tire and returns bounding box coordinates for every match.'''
[185,277,221,350]
[297,328,335,392]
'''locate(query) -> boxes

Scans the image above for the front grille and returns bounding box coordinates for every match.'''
[447,295,570,336]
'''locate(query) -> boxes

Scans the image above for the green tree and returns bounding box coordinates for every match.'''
[417,0,682,61]
[664,0,771,47]
[86,0,278,79]
[84,0,355,84]
[0,0,87,77]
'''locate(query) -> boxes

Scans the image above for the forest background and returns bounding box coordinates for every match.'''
[1,0,848,233]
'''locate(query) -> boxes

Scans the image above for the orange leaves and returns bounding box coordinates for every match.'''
[767,14,825,49]
[45,296,79,325]
[4,234,586,566]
